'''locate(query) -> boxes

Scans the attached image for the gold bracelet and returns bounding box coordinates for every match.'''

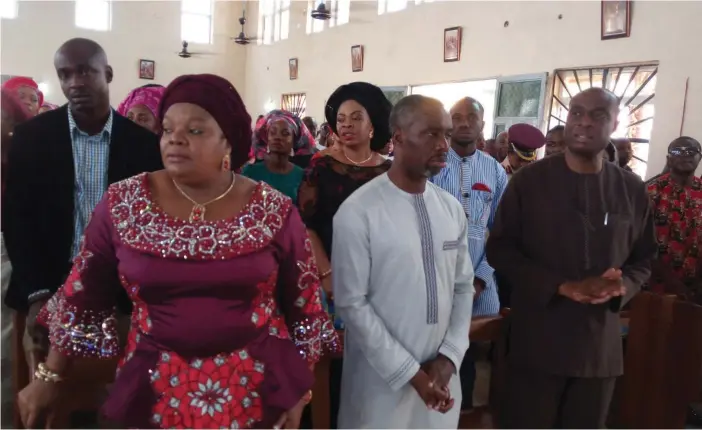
[34,362,63,383]
[318,269,332,280]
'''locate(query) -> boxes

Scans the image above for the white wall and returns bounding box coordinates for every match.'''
[243,0,702,178]
[1,0,247,107]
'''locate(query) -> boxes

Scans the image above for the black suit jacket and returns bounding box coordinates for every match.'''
[3,105,163,312]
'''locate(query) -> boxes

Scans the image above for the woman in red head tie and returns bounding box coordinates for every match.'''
[17,74,339,429]
[117,85,166,134]
[2,77,43,116]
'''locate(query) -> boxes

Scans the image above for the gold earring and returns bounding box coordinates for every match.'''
[369,130,374,139]
[222,154,231,171]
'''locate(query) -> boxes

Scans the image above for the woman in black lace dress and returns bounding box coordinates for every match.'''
[297,82,392,428]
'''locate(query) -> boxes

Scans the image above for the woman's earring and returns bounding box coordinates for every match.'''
[369,129,374,139]
[222,154,231,171]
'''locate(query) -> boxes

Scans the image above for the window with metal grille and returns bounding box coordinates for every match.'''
[281,93,307,117]
[547,63,658,178]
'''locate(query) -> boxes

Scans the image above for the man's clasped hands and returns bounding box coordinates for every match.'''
[411,354,456,413]
[559,268,627,304]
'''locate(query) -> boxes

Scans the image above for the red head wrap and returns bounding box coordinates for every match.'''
[159,74,252,170]
[2,76,43,108]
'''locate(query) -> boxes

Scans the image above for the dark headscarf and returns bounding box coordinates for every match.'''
[159,74,251,169]
[252,109,316,160]
[325,82,392,152]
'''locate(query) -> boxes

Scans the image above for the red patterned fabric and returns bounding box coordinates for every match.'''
[150,350,265,429]
[647,174,702,304]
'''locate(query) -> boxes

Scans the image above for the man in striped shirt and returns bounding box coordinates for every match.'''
[430,97,507,409]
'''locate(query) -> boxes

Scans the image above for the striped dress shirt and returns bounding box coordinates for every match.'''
[431,148,507,316]
[68,108,113,258]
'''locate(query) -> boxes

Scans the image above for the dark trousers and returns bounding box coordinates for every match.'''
[459,345,476,410]
[501,368,616,429]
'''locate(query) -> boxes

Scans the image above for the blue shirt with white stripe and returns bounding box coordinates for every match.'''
[68,108,113,258]
[430,148,507,316]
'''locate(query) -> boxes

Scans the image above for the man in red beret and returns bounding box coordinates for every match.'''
[501,123,545,179]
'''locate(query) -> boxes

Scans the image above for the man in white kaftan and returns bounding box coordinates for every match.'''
[332,94,475,429]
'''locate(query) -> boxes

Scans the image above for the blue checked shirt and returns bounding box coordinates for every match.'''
[431,148,507,316]
[68,108,113,258]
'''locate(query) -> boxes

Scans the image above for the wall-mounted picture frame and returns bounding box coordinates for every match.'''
[601,0,631,40]
[351,45,364,72]
[289,58,298,80]
[139,59,155,80]
[443,27,462,62]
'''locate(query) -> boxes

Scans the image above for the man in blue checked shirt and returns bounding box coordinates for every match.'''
[430,97,507,410]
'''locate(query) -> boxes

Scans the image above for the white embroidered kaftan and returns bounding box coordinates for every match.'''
[332,173,475,429]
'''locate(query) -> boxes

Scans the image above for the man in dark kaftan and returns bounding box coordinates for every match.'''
[486,87,657,428]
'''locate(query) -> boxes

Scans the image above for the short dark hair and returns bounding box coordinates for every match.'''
[389,94,443,134]
[548,125,565,134]
[668,136,701,151]
[449,97,485,118]
[56,38,108,63]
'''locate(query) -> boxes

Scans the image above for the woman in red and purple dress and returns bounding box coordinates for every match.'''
[17,74,339,429]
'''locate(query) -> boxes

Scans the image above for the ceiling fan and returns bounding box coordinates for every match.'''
[308,1,373,23]
[232,4,259,45]
[310,0,332,20]
[176,41,216,58]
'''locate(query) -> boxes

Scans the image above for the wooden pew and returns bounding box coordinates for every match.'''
[613,292,702,428]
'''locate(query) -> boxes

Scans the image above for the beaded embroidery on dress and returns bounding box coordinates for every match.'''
[108,173,292,261]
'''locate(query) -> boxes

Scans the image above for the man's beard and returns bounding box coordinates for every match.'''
[452,137,474,147]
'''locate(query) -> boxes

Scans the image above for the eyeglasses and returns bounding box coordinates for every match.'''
[668,146,701,157]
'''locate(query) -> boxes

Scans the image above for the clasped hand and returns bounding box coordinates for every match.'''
[559,268,626,305]
[411,355,455,413]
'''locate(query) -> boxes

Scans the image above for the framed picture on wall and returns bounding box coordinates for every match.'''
[139,59,155,80]
[351,45,364,72]
[289,58,298,80]
[601,0,631,39]
[443,27,462,62]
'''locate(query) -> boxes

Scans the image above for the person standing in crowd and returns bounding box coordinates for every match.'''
[302,116,317,138]
[486,87,656,428]
[2,38,162,361]
[16,73,340,429]
[545,125,566,157]
[243,110,309,203]
[0,88,33,428]
[647,136,702,305]
[430,97,507,410]
[501,123,545,180]
[483,138,496,157]
[2,76,42,116]
[298,81,393,428]
[334,94,474,428]
[38,102,58,114]
[613,137,634,171]
[493,130,509,163]
[117,85,166,134]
